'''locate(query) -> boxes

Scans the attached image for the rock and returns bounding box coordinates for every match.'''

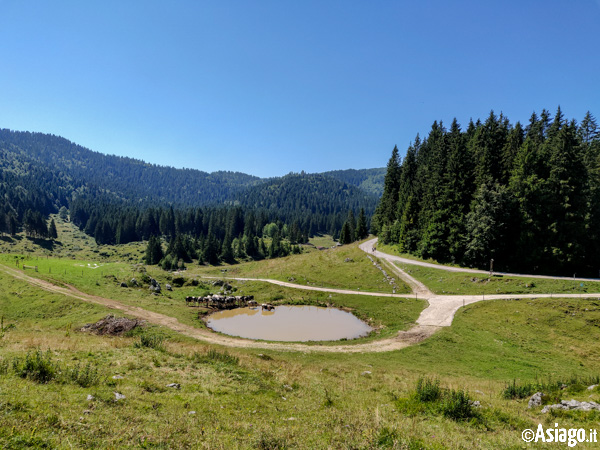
[166,383,181,389]
[112,375,124,380]
[114,392,126,401]
[361,371,372,376]
[166,284,172,291]
[283,384,293,391]
[120,282,128,288]
[588,384,598,390]
[541,399,600,413]
[471,400,481,408]
[83,410,92,415]
[344,258,353,263]
[189,411,196,415]
[130,278,138,287]
[81,315,144,336]
[528,392,544,408]
[86,394,95,401]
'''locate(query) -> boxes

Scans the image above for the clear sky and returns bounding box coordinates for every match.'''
[1,1,599,177]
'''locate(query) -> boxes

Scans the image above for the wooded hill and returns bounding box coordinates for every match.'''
[373,108,600,277]
[0,129,380,263]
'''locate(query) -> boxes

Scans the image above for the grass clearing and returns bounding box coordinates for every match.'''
[3,236,600,447]
[3,273,600,447]
[193,242,411,294]
[395,261,600,295]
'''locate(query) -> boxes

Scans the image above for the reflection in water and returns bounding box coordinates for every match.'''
[206,305,372,341]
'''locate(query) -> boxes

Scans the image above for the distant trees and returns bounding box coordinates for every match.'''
[376,108,600,276]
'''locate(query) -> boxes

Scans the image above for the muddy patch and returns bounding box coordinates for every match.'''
[206,305,372,342]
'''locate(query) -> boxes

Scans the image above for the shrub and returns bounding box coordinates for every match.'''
[441,389,478,421]
[13,350,56,384]
[414,376,441,402]
[192,349,239,366]
[502,380,535,399]
[134,334,166,351]
[66,362,103,387]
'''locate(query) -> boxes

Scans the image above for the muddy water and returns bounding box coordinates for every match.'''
[206,305,372,341]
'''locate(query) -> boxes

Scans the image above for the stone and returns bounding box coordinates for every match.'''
[114,392,126,401]
[86,394,95,401]
[588,384,598,390]
[166,383,181,389]
[120,282,128,288]
[166,284,172,291]
[541,399,600,413]
[361,371,372,376]
[528,392,544,408]
[112,375,124,380]
[189,411,196,415]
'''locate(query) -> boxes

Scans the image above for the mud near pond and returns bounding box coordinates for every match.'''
[206,305,373,342]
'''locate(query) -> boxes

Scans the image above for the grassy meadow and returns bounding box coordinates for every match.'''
[394,262,600,296]
[2,225,600,448]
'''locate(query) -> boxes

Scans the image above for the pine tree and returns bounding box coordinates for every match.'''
[339,221,353,245]
[372,146,401,233]
[144,235,164,265]
[48,219,58,240]
[355,208,368,240]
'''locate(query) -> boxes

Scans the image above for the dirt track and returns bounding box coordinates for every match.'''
[3,240,600,352]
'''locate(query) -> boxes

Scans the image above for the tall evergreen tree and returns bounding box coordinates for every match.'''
[355,208,368,240]
[144,235,164,265]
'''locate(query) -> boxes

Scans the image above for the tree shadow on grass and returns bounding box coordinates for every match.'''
[25,237,62,251]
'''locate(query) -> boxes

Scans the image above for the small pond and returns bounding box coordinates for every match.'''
[206,305,372,342]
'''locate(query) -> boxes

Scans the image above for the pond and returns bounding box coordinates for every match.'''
[206,305,372,342]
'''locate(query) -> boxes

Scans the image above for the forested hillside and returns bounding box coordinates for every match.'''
[320,168,386,196]
[0,129,262,206]
[236,172,378,237]
[373,108,600,276]
[0,129,379,265]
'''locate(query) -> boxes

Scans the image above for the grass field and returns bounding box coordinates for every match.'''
[193,243,412,295]
[395,261,600,295]
[3,233,600,448]
[2,270,600,448]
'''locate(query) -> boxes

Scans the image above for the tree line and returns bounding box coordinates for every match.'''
[372,108,600,276]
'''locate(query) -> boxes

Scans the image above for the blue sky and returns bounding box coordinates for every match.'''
[1,1,599,177]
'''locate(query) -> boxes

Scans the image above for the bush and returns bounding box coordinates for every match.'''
[414,376,441,402]
[134,334,166,351]
[13,350,56,384]
[441,389,478,421]
[192,349,239,366]
[66,362,103,387]
[172,276,186,287]
[502,379,535,399]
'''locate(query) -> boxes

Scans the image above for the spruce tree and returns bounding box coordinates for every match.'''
[355,208,368,240]
[48,219,58,240]
[144,235,164,265]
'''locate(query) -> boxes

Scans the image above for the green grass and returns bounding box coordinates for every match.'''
[3,272,600,448]
[307,233,337,248]
[194,242,412,294]
[4,232,600,447]
[395,261,600,295]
